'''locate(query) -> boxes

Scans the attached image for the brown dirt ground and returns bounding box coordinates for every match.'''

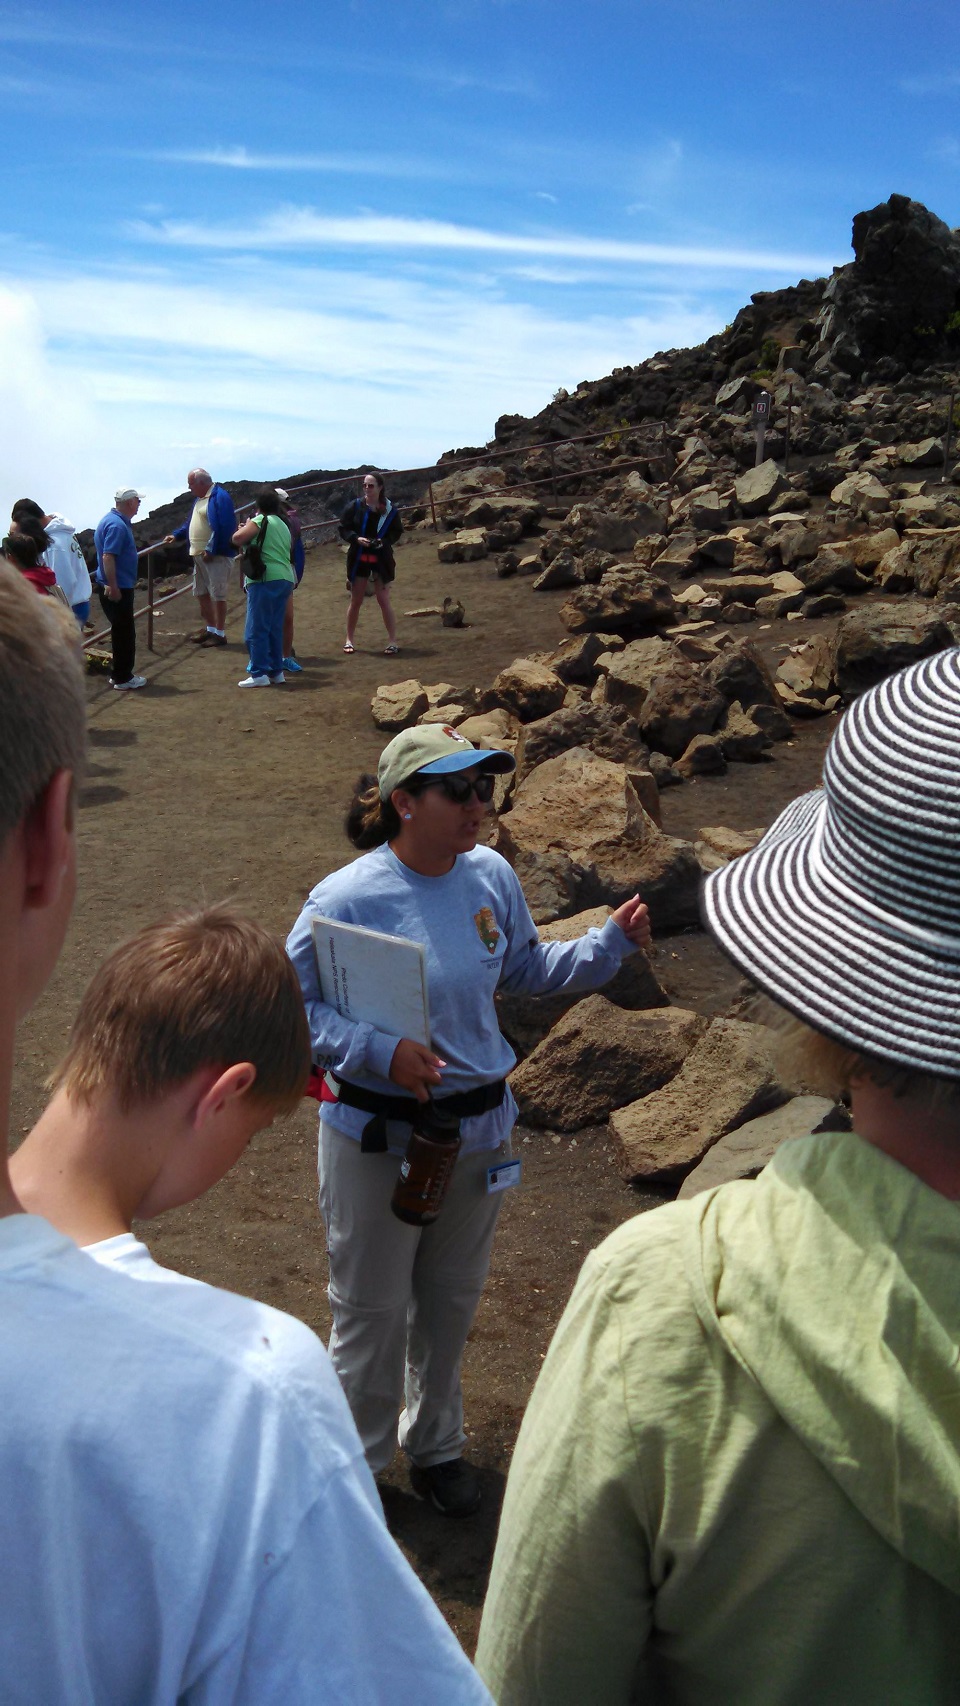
[9,527,836,1656]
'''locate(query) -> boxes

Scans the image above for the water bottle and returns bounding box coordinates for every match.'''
[390,1104,462,1226]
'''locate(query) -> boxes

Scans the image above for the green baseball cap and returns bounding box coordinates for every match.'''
[378,723,515,800]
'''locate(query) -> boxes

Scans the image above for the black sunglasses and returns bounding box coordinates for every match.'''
[416,772,496,805]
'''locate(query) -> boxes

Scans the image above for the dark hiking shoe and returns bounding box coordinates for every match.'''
[198,632,227,648]
[409,1458,481,1518]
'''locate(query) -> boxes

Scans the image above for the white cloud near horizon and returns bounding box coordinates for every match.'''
[2,260,722,530]
[132,206,840,274]
[148,145,466,181]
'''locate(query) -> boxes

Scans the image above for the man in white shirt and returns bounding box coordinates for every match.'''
[0,564,490,1704]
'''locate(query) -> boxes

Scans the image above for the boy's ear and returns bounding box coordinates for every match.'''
[22,770,75,911]
[193,1062,258,1125]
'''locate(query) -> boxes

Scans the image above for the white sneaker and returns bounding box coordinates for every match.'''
[238,674,270,688]
[268,671,286,684]
[111,675,147,690]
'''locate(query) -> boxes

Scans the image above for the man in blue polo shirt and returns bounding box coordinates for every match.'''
[94,487,145,691]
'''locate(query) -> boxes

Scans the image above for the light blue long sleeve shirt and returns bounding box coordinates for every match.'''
[286,843,635,1155]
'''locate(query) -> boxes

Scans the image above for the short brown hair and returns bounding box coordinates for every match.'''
[0,564,86,850]
[51,908,311,1113]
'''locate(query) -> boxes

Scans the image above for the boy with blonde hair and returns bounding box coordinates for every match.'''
[0,562,490,1703]
[12,907,310,1269]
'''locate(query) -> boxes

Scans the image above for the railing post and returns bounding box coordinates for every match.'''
[428,482,439,531]
[942,388,956,484]
[549,445,558,502]
[784,385,793,476]
[147,551,155,652]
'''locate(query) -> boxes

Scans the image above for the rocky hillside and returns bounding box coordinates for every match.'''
[358,195,960,1197]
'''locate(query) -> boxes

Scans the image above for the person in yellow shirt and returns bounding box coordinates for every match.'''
[477,647,960,1705]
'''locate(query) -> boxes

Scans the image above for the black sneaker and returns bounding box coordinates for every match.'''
[409,1458,481,1518]
[199,632,227,648]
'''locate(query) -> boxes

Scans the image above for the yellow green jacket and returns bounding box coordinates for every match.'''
[477,1133,960,1704]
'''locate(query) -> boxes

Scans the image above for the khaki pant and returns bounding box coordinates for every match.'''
[319,1122,509,1473]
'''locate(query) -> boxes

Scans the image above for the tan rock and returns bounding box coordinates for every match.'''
[496,748,701,931]
[677,1096,839,1196]
[510,994,704,1130]
[611,1018,787,1180]
[694,824,764,872]
[486,659,566,723]
[496,911,670,1056]
[600,636,682,718]
[370,679,429,732]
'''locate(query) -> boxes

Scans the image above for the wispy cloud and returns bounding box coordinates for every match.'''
[901,69,960,96]
[148,144,464,181]
[931,136,960,166]
[532,190,559,204]
[131,206,839,274]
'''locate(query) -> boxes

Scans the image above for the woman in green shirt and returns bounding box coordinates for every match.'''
[233,487,295,689]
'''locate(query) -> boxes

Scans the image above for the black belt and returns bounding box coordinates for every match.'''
[325,1072,506,1153]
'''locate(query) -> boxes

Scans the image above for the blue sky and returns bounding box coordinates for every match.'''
[3,0,960,527]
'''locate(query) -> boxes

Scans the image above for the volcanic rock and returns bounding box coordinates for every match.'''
[559,569,676,637]
[371,679,429,731]
[515,701,650,782]
[638,660,727,757]
[832,602,956,696]
[599,635,682,718]
[677,1095,840,1197]
[485,659,566,723]
[510,995,705,1131]
[495,908,669,1056]
[735,461,788,517]
[496,748,701,929]
[611,1017,787,1181]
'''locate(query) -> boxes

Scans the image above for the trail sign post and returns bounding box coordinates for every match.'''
[753,390,771,467]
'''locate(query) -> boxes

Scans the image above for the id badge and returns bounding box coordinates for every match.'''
[487,1157,521,1195]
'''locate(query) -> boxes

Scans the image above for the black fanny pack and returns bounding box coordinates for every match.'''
[326,1072,506,1153]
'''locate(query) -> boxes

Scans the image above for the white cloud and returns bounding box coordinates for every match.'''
[148,145,464,181]
[901,69,960,96]
[132,206,839,274]
[2,260,724,529]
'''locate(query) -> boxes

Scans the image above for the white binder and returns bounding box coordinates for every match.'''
[311,915,431,1046]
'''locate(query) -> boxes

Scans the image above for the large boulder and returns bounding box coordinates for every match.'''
[496,748,702,931]
[610,1018,787,1181]
[485,659,566,723]
[676,1095,840,1197]
[463,493,541,532]
[830,471,890,515]
[832,602,956,697]
[735,460,788,517]
[878,530,960,598]
[898,437,944,469]
[510,995,705,1131]
[599,636,683,718]
[496,908,670,1056]
[515,701,650,783]
[371,679,429,731]
[796,546,874,594]
[559,569,676,637]
[707,638,784,713]
[547,631,623,685]
[562,504,647,553]
[436,528,488,563]
[812,195,960,369]
[638,660,727,758]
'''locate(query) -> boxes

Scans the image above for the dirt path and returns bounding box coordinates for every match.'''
[10,528,835,1653]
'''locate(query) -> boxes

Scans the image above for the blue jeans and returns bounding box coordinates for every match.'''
[244,579,292,677]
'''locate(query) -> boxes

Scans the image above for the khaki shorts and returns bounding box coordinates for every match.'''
[192,554,233,600]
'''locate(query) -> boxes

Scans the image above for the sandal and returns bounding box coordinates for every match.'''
[383,643,399,656]
[343,640,355,654]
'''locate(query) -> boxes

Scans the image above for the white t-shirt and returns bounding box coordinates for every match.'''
[0,1214,490,1704]
[84,1230,194,1283]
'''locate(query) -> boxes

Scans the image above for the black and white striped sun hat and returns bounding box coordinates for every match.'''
[703,646,960,1077]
